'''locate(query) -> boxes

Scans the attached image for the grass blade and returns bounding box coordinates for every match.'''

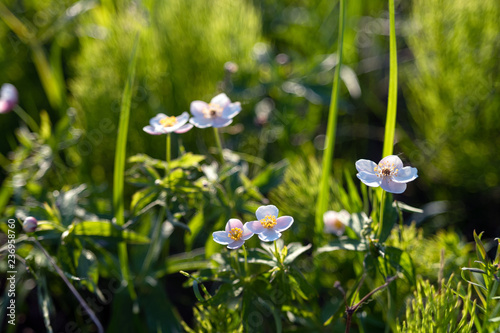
[113,34,140,302]
[315,0,346,238]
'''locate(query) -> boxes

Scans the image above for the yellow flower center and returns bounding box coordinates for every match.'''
[228,227,242,241]
[260,215,277,229]
[374,161,399,178]
[203,103,223,119]
[332,219,344,230]
[159,116,178,127]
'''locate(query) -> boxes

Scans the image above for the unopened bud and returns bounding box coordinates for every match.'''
[23,216,38,233]
[0,83,18,114]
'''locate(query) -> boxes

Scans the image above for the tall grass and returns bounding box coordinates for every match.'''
[315,0,346,238]
[113,35,140,302]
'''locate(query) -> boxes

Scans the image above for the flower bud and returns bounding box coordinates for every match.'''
[23,216,38,233]
[0,83,18,114]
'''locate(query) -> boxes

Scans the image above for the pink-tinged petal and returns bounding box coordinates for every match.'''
[174,123,193,134]
[143,125,164,135]
[212,117,232,128]
[393,166,418,183]
[227,239,245,249]
[175,111,190,125]
[255,205,279,221]
[246,220,265,234]
[275,216,293,232]
[379,155,403,170]
[241,223,254,240]
[0,101,13,114]
[210,93,231,109]
[190,101,208,117]
[0,83,18,113]
[222,102,241,119]
[355,159,378,173]
[258,229,281,242]
[190,116,214,128]
[380,178,407,194]
[213,231,231,245]
[356,171,382,187]
[150,113,168,126]
[225,218,244,232]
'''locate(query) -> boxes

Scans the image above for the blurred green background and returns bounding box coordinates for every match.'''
[1,0,500,331]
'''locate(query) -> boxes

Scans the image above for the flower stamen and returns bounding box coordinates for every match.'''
[260,215,277,229]
[160,116,178,127]
[228,227,243,241]
[375,161,399,178]
[203,103,223,119]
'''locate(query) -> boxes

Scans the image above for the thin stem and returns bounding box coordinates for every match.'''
[242,244,249,276]
[13,106,39,132]
[378,190,386,240]
[33,238,104,333]
[213,127,224,164]
[166,132,171,186]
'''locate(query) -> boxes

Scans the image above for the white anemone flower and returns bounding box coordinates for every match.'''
[356,155,418,194]
[143,112,193,135]
[189,93,241,128]
[212,219,254,249]
[246,205,294,242]
[323,210,349,236]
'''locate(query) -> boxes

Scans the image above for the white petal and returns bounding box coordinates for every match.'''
[258,229,281,242]
[355,159,377,173]
[380,178,407,194]
[213,231,231,245]
[255,205,279,221]
[175,112,190,125]
[225,219,243,232]
[212,117,233,128]
[189,117,214,128]
[393,167,418,183]
[190,101,208,117]
[379,155,403,170]
[143,125,164,135]
[150,113,167,126]
[174,123,193,134]
[275,216,293,232]
[356,171,382,187]
[241,223,254,240]
[246,220,265,234]
[210,93,231,108]
[227,239,245,249]
[222,102,241,119]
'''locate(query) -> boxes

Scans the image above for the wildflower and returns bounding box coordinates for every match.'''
[213,219,254,249]
[23,216,38,233]
[356,155,418,194]
[143,112,193,135]
[189,93,241,128]
[246,205,293,242]
[323,210,349,236]
[0,83,18,114]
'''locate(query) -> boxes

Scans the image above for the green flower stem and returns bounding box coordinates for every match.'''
[213,127,224,164]
[34,238,104,333]
[13,106,39,132]
[166,132,172,186]
[378,190,386,240]
[242,244,249,276]
[315,0,345,239]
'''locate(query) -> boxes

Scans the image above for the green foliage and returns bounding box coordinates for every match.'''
[404,0,500,192]
[397,277,476,333]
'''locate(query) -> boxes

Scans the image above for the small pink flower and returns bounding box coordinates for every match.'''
[212,219,254,249]
[143,112,193,135]
[0,83,18,114]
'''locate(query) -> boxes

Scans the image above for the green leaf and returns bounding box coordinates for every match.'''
[65,221,149,244]
[379,246,416,286]
[378,194,398,244]
[37,276,54,333]
[284,243,312,265]
[473,230,487,263]
[316,238,367,253]
[252,159,288,194]
[184,209,204,252]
